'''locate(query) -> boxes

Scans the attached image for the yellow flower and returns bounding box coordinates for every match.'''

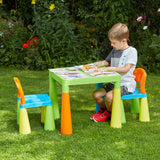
[0,0,3,4]
[91,46,93,48]
[49,4,55,11]
[31,0,36,5]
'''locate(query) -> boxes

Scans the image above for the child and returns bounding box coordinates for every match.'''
[90,23,137,122]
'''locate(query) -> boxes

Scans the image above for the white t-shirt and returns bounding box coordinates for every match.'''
[105,46,137,92]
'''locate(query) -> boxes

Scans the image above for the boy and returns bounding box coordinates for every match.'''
[90,23,137,122]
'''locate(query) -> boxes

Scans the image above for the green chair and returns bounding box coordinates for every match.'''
[14,77,55,134]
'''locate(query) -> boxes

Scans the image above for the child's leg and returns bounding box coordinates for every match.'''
[92,88,107,109]
[91,83,113,122]
[90,88,107,120]
[105,90,114,112]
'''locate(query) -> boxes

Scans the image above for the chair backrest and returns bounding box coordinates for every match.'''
[14,77,25,104]
[133,68,147,94]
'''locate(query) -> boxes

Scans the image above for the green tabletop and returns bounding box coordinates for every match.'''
[49,68,121,92]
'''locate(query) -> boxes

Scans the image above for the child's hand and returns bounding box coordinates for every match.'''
[96,68,106,72]
[94,62,101,67]
[96,67,111,72]
[94,61,105,67]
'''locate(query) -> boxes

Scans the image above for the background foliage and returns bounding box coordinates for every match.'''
[31,0,97,69]
[0,0,160,72]
[0,17,30,68]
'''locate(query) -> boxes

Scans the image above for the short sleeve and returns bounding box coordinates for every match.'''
[105,49,114,62]
[125,47,137,65]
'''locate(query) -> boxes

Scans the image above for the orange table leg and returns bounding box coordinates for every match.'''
[61,92,72,135]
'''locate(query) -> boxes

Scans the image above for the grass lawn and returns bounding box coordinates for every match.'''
[0,67,160,160]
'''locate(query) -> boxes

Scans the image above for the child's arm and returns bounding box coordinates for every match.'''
[96,64,133,73]
[94,60,110,67]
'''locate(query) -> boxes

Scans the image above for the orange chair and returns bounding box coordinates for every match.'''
[121,68,150,123]
[14,77,55,134]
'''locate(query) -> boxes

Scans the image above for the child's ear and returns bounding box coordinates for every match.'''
[122,38,127,42]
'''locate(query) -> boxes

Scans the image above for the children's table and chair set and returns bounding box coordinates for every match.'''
[14,66,150,135]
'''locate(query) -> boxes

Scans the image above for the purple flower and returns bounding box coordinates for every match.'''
[134,20,137,25]
[7,20,14,28]
[141,14,144,18]
[148,21,151,26]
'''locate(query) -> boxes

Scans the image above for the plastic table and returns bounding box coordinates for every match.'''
[49,68,121,135]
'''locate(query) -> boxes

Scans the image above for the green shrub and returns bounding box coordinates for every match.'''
[0,3,8,17]
[31,0,98,69]
[130,0,160,35]
[148,34,160,73]
[71,1,135,42]
[0,17,30,68]
[131,13,160,73]
[18,0,34,26]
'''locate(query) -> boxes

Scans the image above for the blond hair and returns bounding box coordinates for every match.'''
[108,23,129,41]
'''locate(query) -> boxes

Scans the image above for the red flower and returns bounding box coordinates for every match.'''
[27,40,30,44]
[32,37,39,45]
[33,37,38,40]
[30,41,33,45]
[22,37,40,49]
[22,44,29,48]
[31,39,37,45]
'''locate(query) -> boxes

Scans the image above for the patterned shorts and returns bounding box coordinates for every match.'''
[103,83,131,96]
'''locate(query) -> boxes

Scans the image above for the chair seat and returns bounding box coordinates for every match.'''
[20,94,52,109]
[121,90,147,100]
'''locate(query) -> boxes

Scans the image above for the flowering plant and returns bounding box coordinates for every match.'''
[0,17,30,67]
[22,37,41,68]
[134,14,151,32]
[133,14,152,48]
[49,4,55,11]
[22,37,40,49]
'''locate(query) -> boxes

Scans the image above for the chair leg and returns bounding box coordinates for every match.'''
[95,83,103,113]
[131,98,140,114]
[139,97,150,122]
[121,100,126,123]
[95,103,100,113]
[19,109,31,134]
[17,97,20,125]
[41,106,45,123]
[44,105,55,131]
